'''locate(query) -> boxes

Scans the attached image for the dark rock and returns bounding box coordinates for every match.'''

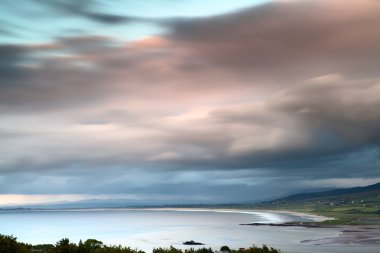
[183,240,204,245]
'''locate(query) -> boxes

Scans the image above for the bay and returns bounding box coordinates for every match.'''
[0,208,378,253]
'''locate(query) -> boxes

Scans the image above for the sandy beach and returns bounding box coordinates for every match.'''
[301,225,380,246]
[235,209,380,246]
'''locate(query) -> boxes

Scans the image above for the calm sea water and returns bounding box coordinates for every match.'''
[0,208,378,253]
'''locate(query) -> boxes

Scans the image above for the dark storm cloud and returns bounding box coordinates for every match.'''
[0,166,286,203]
[205,75,380,163]
[166,0,380,81]
[1,0,380,203]
[269,76,380,144]
[0,33,253,113]
[0,36,128,113]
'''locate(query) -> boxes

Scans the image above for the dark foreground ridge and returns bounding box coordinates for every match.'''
[0,234,281,253]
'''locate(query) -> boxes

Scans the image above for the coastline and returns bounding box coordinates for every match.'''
[0,206,333,224]
[138,207,333,223]
[301,225,380,245]
[258,209,334,222]
[1,207,380,249]
[155,207,380,246]
[232,209,380,246]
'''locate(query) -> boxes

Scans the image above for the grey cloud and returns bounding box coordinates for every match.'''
[0,27,13,36]
[269,76,380,144]
[1,0,380,202]
[202,75,380,170]
[0,37,124,113]
[166,0,380,81]
[37,0,140,25]
[0,34,256,113]
[57,35,116,53]
[82,12,133,24]
[0,45,30,76]
[0,167,287,203]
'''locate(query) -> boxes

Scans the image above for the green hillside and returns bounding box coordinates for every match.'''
[253,183,380,225]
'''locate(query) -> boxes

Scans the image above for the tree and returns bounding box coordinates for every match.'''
[220,246,231,252]
[0,234,29,253]
[84,239,103,251]
[77,240,87,253]
[55,238,76,253]
[0,234,20,253]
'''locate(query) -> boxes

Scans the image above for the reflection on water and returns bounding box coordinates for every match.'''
[0,208,378,253]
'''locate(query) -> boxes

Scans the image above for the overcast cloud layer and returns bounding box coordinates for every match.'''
[1,0,380,205]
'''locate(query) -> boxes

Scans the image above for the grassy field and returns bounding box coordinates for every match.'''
[252,190,380,225]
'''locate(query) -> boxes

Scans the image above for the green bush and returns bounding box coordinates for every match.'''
[0,235,30,253]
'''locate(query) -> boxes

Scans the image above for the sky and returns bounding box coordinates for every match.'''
[1,0,380,206]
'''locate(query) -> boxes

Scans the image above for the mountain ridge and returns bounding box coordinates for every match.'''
[269,183,380,203]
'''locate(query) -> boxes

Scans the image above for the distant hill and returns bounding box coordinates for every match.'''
[272,183,380,202]
[254,182,380,224]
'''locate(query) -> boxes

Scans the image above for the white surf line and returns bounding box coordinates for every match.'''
[267,210,334,222]
[148,207,334,223]
[34,207,333,223]
[137,207,296,223]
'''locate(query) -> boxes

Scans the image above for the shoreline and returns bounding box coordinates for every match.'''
[0,206,333,223]
[151,207,380,246]
[257,209,334,222]
[302,225,380,245]
[134,207,333,221]
[2,207,380,247]
[240,220,380,246]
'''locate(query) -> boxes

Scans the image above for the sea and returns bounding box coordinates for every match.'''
[0,208,378,253]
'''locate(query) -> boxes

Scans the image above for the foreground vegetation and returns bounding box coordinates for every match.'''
[0,234,280,253]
